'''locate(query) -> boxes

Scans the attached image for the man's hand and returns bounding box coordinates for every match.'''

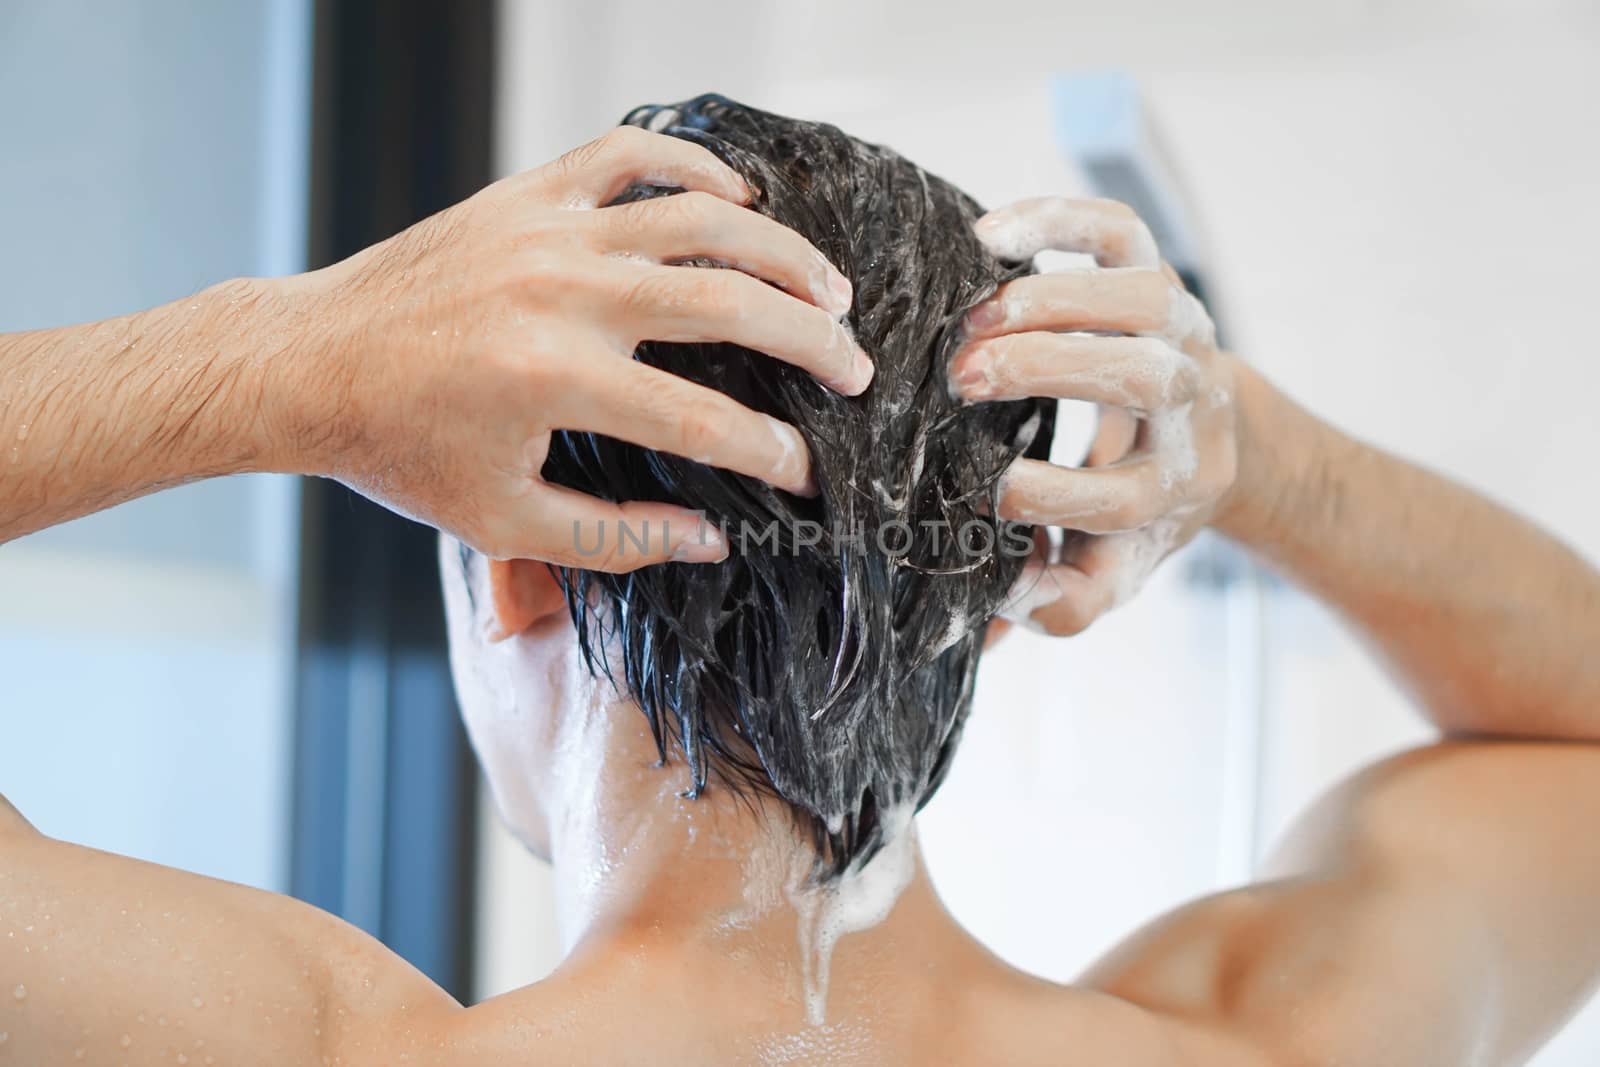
[950,196,1238,635]
[0,126,871,568]
[273,125,870,569]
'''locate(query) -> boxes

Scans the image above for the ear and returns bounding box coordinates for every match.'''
[486,558,568,641]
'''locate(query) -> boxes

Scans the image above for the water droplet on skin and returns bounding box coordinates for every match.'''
[158,1014,168,1026]
[0,1032,8,1044]
[120,1034,133,1048]
[11,984,24,1000]
[73,1047,85,1060]
[178,1054,189,1064]
[191,996,203,1009]
[222,994,233,1004]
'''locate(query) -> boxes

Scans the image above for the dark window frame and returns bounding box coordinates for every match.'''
[290,0,496,1000]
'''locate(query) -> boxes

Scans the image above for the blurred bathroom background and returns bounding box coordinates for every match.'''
[2,1,1596,1060]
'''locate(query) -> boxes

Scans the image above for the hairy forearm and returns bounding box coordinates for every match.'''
[1217,361,1600,739]
[0,278,324,542]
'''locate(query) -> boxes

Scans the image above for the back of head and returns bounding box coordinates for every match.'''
[542,94,1054,878]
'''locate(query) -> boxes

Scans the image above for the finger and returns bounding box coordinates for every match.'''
[481,484,728,571]
[555,126,750,208]
[616,263,874,395]
[595,191,852,316]
[563,360,816,496]
[963,269,1173,341]
[999,558,1112,637]
[1003,525,1170,636]
[949,332,1197,410]
[1085,407,1139,467]
[997,456,1174,533]
[975,197,1161,269]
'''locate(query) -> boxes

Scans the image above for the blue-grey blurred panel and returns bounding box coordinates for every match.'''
[0,0,311,894]
[0,0,311,573]
[0,1,305,327]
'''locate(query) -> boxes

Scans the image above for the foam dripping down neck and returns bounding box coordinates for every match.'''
[788,803,918,1025]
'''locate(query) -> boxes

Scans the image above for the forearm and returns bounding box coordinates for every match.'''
[1217,360,1600,739]
[0,277,323,542]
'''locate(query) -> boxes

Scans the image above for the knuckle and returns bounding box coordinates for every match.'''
[983,338,1026,391]
[517,246,575,291]
[674,189,721,218]
[555,126,645,182]
[620,269,686,317]
[1130,338,1197,404]
[526,345,581,395]
[1092,197,1139,221]
[556,135,609,177]
[598,125,645,158]
[1169,352,1204,404]
[624,375,682,430]
[691,271,747,320]
[1106,481,1156,530]
[644,189,718,239]
[677,408,728,458]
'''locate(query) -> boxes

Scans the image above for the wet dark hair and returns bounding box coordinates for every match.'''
[542,94,1054,878]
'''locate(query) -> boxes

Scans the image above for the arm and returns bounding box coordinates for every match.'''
[1081,334,1600,1067]
[1081,371,1600,1065]
[1,125,869,567]
[1088,741,1600,1067]
[1218,361,1600,740]
[0,794,455,1065]
[0,279,307,541]
[963,197,1600,1063]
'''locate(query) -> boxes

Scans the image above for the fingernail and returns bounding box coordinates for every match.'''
[670,521,727,563]
[844,346,875,395]
[826,271,854,317]
[965,300,1006,332]
[949,351,993,400]
[767,418,818,496]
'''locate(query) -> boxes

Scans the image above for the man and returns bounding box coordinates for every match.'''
[4,97,1599,1065]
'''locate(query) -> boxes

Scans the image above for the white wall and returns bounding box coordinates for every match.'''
[0,0,311,893]
[484,1,1600,1059]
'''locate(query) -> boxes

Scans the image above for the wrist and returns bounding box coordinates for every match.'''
[1212,357,1343,551]
[241,267,362,478]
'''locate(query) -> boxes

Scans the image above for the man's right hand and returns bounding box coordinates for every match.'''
[267,125,873,570]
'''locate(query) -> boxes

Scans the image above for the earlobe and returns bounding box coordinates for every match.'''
[486,558,568,641]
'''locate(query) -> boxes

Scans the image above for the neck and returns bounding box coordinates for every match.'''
[536,670,977,1028]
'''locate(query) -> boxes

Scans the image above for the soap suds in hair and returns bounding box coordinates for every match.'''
[540,94,1057,879]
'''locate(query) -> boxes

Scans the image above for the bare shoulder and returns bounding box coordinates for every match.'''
[1078,741,1600,1067]
[0,804,460,1064]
